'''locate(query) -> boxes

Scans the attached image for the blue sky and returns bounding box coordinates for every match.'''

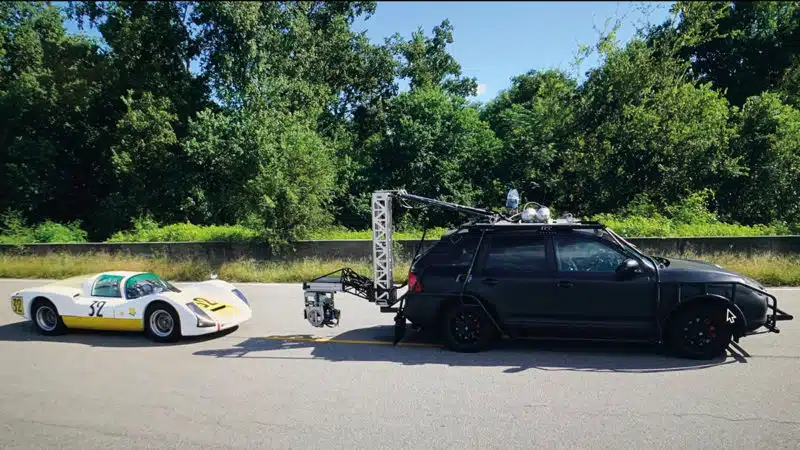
[62,1,675,102]
[352,1,675,99]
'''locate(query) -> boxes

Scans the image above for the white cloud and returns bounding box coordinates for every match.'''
[476,83,487,96]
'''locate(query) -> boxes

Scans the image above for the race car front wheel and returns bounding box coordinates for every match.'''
[144,302,181,343]
[31,297,67,336]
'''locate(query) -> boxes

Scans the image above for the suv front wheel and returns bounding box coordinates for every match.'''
[664,302,733,360]
[439,302,499,352]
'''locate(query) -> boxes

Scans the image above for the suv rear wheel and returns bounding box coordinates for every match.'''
[664,302,733,360]
[439,302,499,352]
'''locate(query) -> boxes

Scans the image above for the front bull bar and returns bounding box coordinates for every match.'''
[736,284,794,336]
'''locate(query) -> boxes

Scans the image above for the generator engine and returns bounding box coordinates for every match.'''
[304,291,340,327]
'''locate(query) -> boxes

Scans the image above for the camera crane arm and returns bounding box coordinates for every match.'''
[301,190,504,330]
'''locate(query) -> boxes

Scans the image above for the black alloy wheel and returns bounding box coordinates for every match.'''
[666,303,732,360]
[440,303,498,352]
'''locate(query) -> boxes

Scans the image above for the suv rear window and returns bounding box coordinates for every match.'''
[417,233,481,268]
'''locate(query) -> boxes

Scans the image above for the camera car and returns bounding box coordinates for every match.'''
[301,189,793,359]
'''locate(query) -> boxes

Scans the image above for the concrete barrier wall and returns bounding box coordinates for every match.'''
[1,236,799,262]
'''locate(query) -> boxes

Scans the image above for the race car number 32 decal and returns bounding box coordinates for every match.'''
[11,296,23,315]
[89,300,106,317]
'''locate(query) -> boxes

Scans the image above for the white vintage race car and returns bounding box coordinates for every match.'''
[8,271,252,342]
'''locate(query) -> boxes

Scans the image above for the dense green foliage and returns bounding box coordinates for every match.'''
[0,211,87,244]
[105,216,260,243]
[2,1,799,245]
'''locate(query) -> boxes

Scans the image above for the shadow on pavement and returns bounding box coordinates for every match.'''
[0,320,239,347]
[193,325,745,373]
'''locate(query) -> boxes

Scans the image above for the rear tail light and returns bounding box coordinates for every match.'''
[408,272,423,292]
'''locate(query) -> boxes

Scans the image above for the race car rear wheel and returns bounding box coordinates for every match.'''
[144,302,181,343]
[31,297,67,336]
[664,301,732,360]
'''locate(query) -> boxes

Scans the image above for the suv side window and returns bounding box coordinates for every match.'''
[421,233,480,267]
[483,235,548,275]
[553,235,627,273]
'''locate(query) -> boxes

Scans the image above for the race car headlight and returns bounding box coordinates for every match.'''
[231,288,249,306]
[186,302,216,327]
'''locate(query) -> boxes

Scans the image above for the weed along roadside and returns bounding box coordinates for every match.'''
[1,250,799,286]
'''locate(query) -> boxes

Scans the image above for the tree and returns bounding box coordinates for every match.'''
[66,1,210,128]
[479,69,579,207]
[0,2,112,237]
[387,19,477,97]
[354,87,501,227]
[182,106,338,242]
[562,37,741,215]
[649,1,800,107]
[103,91,191,231]
[718,93,800,226]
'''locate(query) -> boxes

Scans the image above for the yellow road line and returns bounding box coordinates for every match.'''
[263,335,442,348]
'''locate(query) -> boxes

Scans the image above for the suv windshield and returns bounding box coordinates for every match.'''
[606,228,669,268]
[125,273,181,299]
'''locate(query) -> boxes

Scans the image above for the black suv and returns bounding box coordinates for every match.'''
[402,222,793,359]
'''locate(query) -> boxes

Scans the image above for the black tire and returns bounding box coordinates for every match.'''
[30,297,67,336]
[439,302,499,352]
[144,302,181,343]
[664,302,733,360]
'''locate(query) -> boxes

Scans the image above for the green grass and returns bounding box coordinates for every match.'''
[309,217,796,240]
[106,222,262,242]
[1,215,797,245]
[1,251,798,286]
[588,214,794,237]
[679,251,800,287]
[0,253,405,284]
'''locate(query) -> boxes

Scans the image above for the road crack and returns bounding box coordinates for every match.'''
[670,412,800,426]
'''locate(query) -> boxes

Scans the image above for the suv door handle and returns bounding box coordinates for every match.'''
[456,274,472,284]
[482,278,499,286]
[557,280,573,288]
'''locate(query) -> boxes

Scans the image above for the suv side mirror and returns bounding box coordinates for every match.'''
[616,258,641,280]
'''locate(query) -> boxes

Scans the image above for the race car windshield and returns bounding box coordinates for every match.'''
[125,274,181,299]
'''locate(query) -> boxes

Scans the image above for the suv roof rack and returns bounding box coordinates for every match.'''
[459,220,607,231]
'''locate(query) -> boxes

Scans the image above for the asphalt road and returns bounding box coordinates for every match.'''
[1,279,799,450]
